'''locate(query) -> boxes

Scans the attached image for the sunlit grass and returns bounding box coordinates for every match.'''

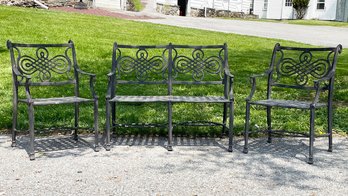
[0,5,347,136]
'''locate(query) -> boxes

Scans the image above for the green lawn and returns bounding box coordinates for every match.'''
[0,6,347,136]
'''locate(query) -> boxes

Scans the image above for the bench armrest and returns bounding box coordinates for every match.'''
[76,68,98,99]
[246,72,269,101]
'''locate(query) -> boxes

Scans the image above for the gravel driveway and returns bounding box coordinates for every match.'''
[1,134,347,195]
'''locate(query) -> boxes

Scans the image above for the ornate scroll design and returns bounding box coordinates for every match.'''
[116,49,167,81]
[276,50,332,86]
[173,48,223,81]
[17,47,72,82]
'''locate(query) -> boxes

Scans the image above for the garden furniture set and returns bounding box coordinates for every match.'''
[7,40,342,164]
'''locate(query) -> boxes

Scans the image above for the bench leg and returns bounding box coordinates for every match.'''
[94,99,99,152]
[12,100,18,147]
[228,101,234,152]
[105,99,111,151]
[167,102,173,151]
[328,104,333,152]
[267,106,272,143]
[222,103,228,137]
[308,108,315,164]
[28,103,35,160]
[243,102,250,154]
[112,102,116,135]
[74,103,79,141]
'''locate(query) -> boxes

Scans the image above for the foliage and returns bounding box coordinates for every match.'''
[0,6,347,135]
[128,0,144,12]
[292,0,310,19]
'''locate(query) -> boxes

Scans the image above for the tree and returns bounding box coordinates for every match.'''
[292,0,310,19]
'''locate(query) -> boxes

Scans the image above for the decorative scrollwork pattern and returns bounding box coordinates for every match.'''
[116,49,167,81]
[17,47,72,82]
[173,49,223,81]
[276,50,332,86]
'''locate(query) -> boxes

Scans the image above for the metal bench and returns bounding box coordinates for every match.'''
[243,43,342,164]
[7,40,99,160]
[105,43,234,151]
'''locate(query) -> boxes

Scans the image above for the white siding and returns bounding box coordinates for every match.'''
[305,0,338,20]
[188,0,252,13]
[254,0,338,20]
[95,0,124,10]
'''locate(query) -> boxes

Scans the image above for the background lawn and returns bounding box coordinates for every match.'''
[0,6,347,136]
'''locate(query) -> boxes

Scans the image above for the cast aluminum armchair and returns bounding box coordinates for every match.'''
[243,43,342,164]
[7,40,99,160]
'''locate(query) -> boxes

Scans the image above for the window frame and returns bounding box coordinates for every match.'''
[317,0,325,10]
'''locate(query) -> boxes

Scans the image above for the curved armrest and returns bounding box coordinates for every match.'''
[106,71,116,99]
[312,73,334,105]
[76,68,97,99]
[12,67,31,82]
[246,72,269,101]
[224,70,234,100]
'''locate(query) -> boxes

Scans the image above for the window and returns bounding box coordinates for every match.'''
[317,0,325,9]
[285,0,292,6]
[263,0,268,10]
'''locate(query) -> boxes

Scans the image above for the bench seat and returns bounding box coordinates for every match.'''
[249,99,327,109]
[19,96,93,106]
[111,96,229,103]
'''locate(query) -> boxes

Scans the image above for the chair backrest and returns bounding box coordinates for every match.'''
[171,44,228,85]
[112,43,169,84]
[268,43,342,91]
[7,40,77,86]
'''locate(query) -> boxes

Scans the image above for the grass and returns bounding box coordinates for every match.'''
[0,5,347,136]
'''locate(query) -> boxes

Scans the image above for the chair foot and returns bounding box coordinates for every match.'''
[267,138,272,143]
[105,144,111,151]
[94,145,100,152]
[228,146,233,152]
[73,135,78,141]
[243,148,248,154]
[29,153,35,161]
[308,157,313,164]
[167,146,173,151]
[11,141,17,147]
[328,148,333,152]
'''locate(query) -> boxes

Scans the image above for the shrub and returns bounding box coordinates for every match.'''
[127,0,144,12]
[292,0,310,19]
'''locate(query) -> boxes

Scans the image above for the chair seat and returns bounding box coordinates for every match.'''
[111,96,229,103]
[19,96,94,106]
[249,99,327,109]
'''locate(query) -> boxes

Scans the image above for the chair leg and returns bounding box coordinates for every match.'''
[308,108,315,164]
[167,102,173,151]
[94,99,99,152]
[105,100,111,151]
[267,106,272,143]
[222,103,228,137]
[12,101,18,147]
[328,104,333,152]
[243,102,251,154]
[74,103,79,141]
[228,101,234,152]
[28,103,35,160]
[112,102,116,134]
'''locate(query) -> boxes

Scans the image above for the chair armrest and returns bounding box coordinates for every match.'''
[224,70,234,100]
[12,67,31,81]
[311,72,335,106]
[76,68,97,99]
[106,71,116,99]
[246,72,269,101]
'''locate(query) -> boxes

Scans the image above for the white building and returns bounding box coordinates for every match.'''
[253,0,348,21]
[93,0,348,21]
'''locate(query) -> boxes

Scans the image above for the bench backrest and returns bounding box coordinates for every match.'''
[7,40,78,87]
[267,43,342,93]
[112,43,229,96]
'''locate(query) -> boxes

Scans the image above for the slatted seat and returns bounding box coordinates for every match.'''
[111,95,229,103]
[249,99,327,109]
[243,43,342,164]
[105,43,234,152]
[8,40,99,160]
[19,96,93,106]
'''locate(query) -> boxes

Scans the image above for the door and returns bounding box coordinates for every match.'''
[178,0,188,16]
